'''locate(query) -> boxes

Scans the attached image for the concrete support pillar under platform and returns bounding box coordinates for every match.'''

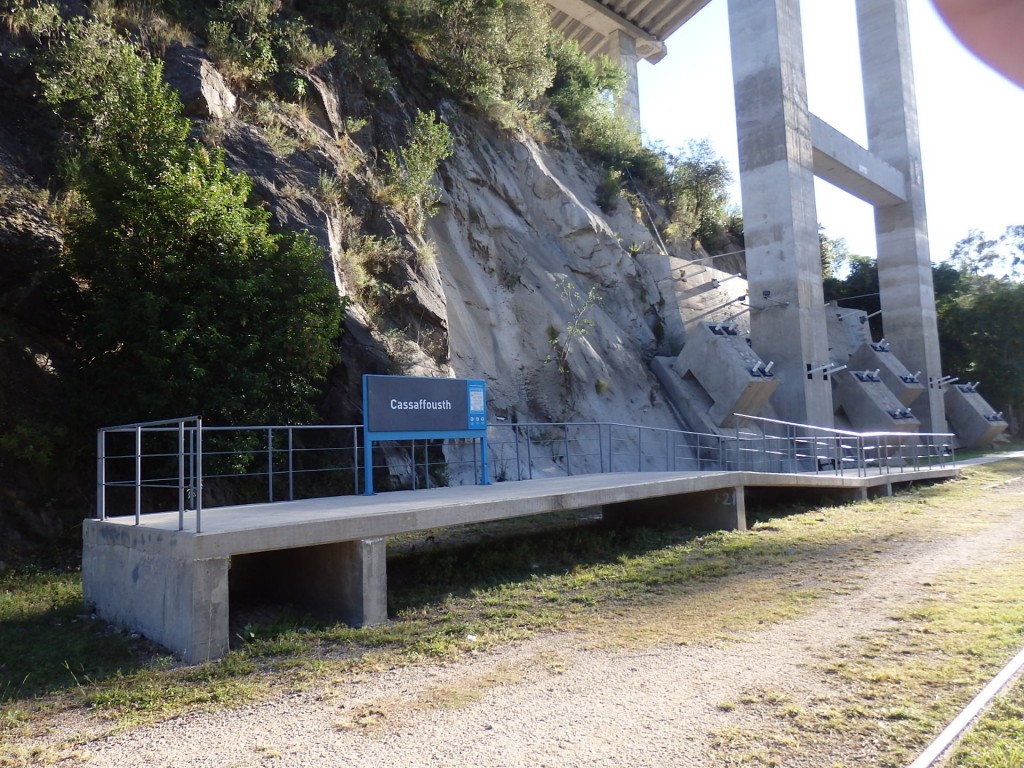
[603,487,747,532]
[82,521,230,664]
[231,538,388,628]
[868,482,893,499]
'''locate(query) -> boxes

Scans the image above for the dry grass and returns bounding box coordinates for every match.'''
[3,459,1023,766]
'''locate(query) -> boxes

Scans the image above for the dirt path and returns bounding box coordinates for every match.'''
[45,478,1024,766]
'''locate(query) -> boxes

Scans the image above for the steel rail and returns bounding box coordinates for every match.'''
[907,644,1024,768]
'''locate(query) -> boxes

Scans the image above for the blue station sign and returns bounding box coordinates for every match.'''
[362,375,489,494]
[363,375,487,436]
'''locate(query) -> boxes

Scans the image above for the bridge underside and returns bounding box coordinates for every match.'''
[83,465,954,663]
[546,0,712,62]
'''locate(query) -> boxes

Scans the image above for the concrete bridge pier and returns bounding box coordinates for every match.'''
[603,486,747,531]
[727,0,834,430]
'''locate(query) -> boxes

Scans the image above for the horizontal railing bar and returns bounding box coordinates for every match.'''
[98,416,200,433]
[734,413,953,440]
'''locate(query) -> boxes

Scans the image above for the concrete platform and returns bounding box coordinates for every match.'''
[82,466,957,663]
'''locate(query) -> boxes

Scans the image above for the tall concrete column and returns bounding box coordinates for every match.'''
[728,0,834,428]
[857,0,946,432]
[607,29,641,132]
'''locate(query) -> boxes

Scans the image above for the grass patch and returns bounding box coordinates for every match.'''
[950,685,1024,767]
[0,569,137,701]
[2,458,1023,762]
[708,538,1024,766]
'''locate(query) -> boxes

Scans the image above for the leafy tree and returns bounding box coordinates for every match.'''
[949,225,1024,279]
[40,18,343,427]
[823,254,878,306]
[936,229,1024,429]
[667,139,733,245]
[425,0,555,110]
[819,225,850,281]
[823,254,882,339]
[545,36,623,128]
[938,276,1024,428]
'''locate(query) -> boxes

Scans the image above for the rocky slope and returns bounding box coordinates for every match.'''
[0,18,751,552]
[158,40,721,431]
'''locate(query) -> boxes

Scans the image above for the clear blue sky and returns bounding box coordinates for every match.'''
[637,0,1024,263]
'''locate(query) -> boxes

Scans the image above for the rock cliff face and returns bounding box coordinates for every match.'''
[176,45,702,433]
[429,115,680,428]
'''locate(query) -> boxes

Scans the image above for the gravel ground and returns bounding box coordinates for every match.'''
[25,477,1024,767]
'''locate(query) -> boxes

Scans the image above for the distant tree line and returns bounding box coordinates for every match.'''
[823,225,1024,433]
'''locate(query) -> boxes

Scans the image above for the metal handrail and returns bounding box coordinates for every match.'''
[98,416,203,532]
[96,416,958,531]
[732,413,956,476]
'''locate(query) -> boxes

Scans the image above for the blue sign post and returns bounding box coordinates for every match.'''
[362,375,488,494]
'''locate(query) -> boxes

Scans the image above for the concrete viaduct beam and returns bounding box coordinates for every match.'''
[547,0,666,62]
[809,115,907,207]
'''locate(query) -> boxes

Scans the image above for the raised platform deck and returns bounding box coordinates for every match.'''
[83,465,957,663]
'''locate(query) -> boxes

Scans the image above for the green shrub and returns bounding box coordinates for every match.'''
[206,0,336,90]
[545,36,623,127]
[545,36,673,205]
[668,139,733,245]
[206,0,279,86]
[39,17,343,426]
[381,109,453,234]
[3,0,62,42]
[424,0,554,110]
[275,17,337,72]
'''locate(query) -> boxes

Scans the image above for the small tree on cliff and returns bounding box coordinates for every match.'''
[40,18,342,427]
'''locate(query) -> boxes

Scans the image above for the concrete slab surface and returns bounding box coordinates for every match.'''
[93,467,957,557]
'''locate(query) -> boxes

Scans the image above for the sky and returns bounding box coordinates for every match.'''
[636,0,1024,263]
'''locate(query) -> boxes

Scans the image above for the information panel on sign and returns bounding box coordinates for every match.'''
[364,375,487,435]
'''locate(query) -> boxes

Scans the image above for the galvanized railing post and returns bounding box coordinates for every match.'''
[97,430,106,521]
[195,417,203,534]
[412,439,418,490]
[353,426,361,495]
[178,420,185,531]
[288,427,294,501]
[526,425,533,480]
[637,425,642,472]
[267,427,274,502]
[134,425,142,525]
[608,425,614,472]
[564,426,571,477]
[514,424,522,481]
